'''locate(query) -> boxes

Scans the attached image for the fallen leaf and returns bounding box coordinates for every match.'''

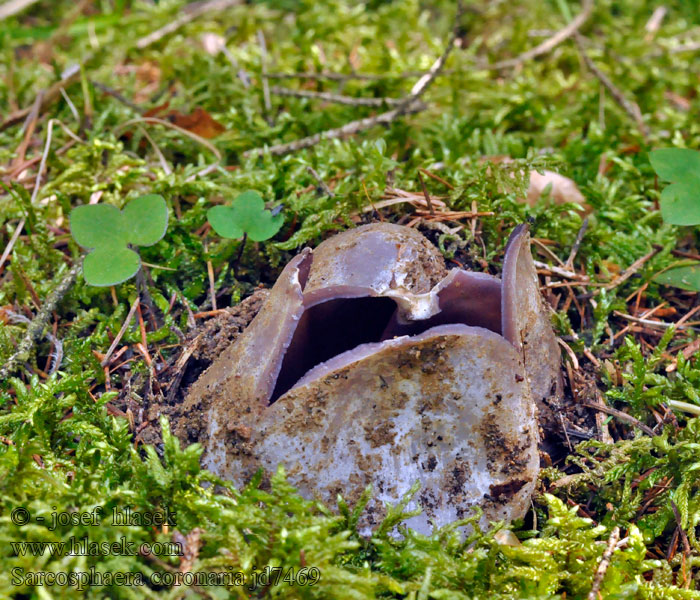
[165,107,226,138]
[143,100,171,118]
[14,40,54,64]
[136,61,161,85]
[527,170,588,209]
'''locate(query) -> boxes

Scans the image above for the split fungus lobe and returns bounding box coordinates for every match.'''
[183,223,562,533]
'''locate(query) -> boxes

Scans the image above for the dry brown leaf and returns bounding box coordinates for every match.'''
[165,107,226,138]
[527,170,588,209]
[14,40,54,64]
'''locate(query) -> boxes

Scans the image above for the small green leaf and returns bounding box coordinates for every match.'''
[207,205,244,240]
[649,148,700,182]
[654,263,700,292]
[122,194,168,246]
[82,245,141,287]
[207,191,284,242]
[649,148,700,225]
[69,195,169,287]
[70,204,127,249]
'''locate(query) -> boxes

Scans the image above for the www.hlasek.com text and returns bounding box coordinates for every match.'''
[11,536,183,557]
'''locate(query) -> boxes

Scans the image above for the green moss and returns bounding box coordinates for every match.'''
[3,0,700,596]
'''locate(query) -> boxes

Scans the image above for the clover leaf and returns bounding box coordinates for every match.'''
[70,194,168,286]
[649,148,700,226]
[207,190,284,242]
[654,264,700,292]
[648,149,700,292]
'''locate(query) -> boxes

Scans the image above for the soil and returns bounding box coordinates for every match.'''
[126,289,270,449]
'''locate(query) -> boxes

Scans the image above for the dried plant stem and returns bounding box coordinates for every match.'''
[581,401,656,437]
[136,0,242,49]
[575,34,650,140]
[587,526,620,600]
[246,1,463,157]
[487,0,593,69]
[566,217,589,269]
[0,263,80,380]
[270,86,401,107]
[264,70,427,81]
[306,167,334,197]
[245,100,426,157]
[604,246,661,290]
[101,296,140,367]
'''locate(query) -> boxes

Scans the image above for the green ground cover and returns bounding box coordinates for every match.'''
[2,0,700,597]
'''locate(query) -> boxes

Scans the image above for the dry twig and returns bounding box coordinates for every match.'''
[581,401,656,437]
[588,526,620,600]
[270,86,401,107]
[101,297,141,367]
[575,34,650,140]
[0,264,80,381]
[486,0,593,69]
[136,0,242,49]
[246,1,463,157]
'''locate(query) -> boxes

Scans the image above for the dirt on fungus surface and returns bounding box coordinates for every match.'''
[138,241,597,493]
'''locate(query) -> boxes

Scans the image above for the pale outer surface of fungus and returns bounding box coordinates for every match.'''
[182,223,562,534]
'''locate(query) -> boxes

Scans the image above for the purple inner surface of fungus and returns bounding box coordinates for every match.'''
[266,225,529,405]
[269,273,505,404]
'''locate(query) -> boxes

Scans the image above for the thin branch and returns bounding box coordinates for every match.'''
[91,80,142,113]
[306,167,334,197]
[575,34,650,140]
[101,296,140,367]
[587,527,620,600]
[566,216,589,269]
[581,401,656,437]
[270,86,401,107]
[0,219,25,275]
[533,260,587,281]
[264,70,427,81]
[244,99,426,157]
[612,310,689,331]
[0,263,80,380]
[604,246,660,290]
[417,170,435,215]
[245,1,463,157]
[136,0,243,49]
[257,29,273,125]
[0,0,39,20]
[487,0,593,69]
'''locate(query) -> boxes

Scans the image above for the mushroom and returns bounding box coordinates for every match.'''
[182,223,562,534]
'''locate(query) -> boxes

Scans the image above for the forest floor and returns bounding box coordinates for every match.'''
[2,0,700,598]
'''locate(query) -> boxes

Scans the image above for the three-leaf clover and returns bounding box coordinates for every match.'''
[649,148,700,225]
[207,190,283,242]
[70,194,168,286]
[649,148,700,292]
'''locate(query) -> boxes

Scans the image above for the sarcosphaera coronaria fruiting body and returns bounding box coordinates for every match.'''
[182,223,561,534]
